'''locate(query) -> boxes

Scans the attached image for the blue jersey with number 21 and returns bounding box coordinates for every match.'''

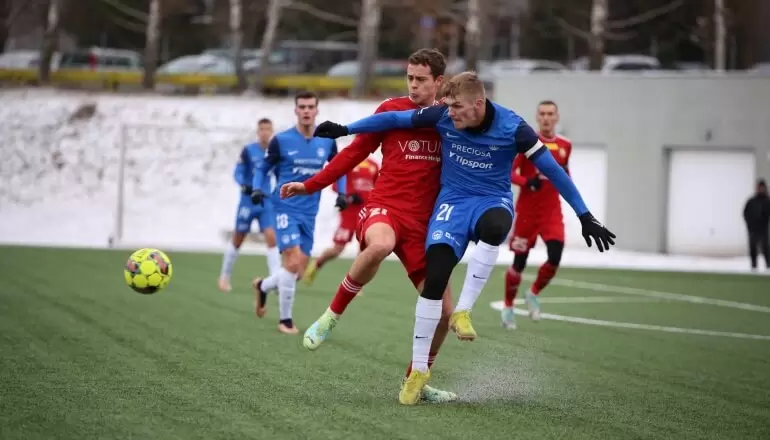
[345,100,589,258]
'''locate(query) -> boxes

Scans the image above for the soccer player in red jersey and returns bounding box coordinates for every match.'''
[279,49,457,403]
[301,157,379,285]
[502,100,572,329]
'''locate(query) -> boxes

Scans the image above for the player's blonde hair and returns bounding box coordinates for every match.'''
[442,71,486,100]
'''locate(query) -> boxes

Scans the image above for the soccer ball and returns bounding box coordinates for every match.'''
[124,248,173,294]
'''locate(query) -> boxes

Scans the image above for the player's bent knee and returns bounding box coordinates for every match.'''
[545,240,564,266]
[232,232,247,248]
[475,208,513,246]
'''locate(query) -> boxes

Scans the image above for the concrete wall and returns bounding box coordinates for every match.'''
[494,73,770,253]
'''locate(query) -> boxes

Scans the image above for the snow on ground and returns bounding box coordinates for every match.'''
[0,88,765,276]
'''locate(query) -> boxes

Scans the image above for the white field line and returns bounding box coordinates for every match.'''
[521,276,770,314]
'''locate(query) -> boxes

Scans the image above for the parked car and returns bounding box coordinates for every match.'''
[0,50,61,70]
[58,47,141,71]
[571,54,661,72]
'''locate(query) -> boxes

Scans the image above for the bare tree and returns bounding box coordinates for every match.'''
[230,0,247,91]
[254,0,283,93]
[556,0,685,70]
[39,0,60,85]
[352,0,381,98]
[464,0,481,71]
[588,0,607,70]
[142,0,161,89]
[713,0,726,71]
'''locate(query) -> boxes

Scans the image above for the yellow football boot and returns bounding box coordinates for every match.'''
[450,310,477,341]
[399,369,431,405]
[301,259,319,286]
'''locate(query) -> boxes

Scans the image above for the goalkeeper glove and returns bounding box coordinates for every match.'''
[347,193,363,205]
[335,194,349,211]
[314,121,349,139]
[579,212,616,252]
[250,189,267,206]
[526,177,542,191]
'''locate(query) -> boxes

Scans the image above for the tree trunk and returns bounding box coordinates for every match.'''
[254,0,283,94]
[142,0,161,90]
[588,0,607,70]
[39,0,59,85]
[352,0,381,98]
[464,0,481,72]
[713,0,726,71]
[230,0,246,91]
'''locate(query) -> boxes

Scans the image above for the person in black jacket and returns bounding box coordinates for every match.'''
[743,179,770,270]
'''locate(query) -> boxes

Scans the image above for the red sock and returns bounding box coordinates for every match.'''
[405,352,437,377]
[531,262,558,294]
[329,274,363,315]
[504,267,522,307]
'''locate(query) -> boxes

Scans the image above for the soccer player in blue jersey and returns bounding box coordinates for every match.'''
[218,118,281,292]
[314,72,615,404]
[250,92,349,335]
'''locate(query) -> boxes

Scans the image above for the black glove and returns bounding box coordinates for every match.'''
[250,189,267,206]
[335,194,349,211]
[314,121,349,139]
[526,176,542,191]
[240,185,253,195]
[347,193,363,205]
[579,212,616,252]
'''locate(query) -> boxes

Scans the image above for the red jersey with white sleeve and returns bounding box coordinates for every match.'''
[304,96,442,286]
[509,134,572,252]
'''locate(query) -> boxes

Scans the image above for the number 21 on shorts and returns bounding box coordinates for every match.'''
[436,203,454,221]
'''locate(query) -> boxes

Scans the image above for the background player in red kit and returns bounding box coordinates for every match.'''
[502,100,572,329]
[280,49,457,403]
[302,157,379,285]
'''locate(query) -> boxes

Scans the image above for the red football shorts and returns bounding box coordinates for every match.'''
[509,211,565,253]
[356,205,427,288]
[333,206,364,245]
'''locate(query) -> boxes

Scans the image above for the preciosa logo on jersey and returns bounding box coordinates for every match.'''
[450,143,491,158]
[397,140,441,162]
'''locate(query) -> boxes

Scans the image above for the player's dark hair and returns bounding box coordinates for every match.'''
[538,100,558,109]
[294,91,318,105]
[257,118,272,125]
[407,48,447,78]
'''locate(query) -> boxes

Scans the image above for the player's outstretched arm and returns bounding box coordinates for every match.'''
[314,104,446,139]
[515,123,616,251]
[281,131,382,199]
[251,137,280,205]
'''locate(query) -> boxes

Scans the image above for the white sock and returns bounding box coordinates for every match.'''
[220,242,239,278]
[455,241,500,312]
[266,246,281,276]
[412,296,442,373]
[261,272,279,291]
[278,268,297,321]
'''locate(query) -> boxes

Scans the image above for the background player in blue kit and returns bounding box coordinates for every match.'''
[250,92,349,335]
[218,118,281,293]
[314,72,615,404]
